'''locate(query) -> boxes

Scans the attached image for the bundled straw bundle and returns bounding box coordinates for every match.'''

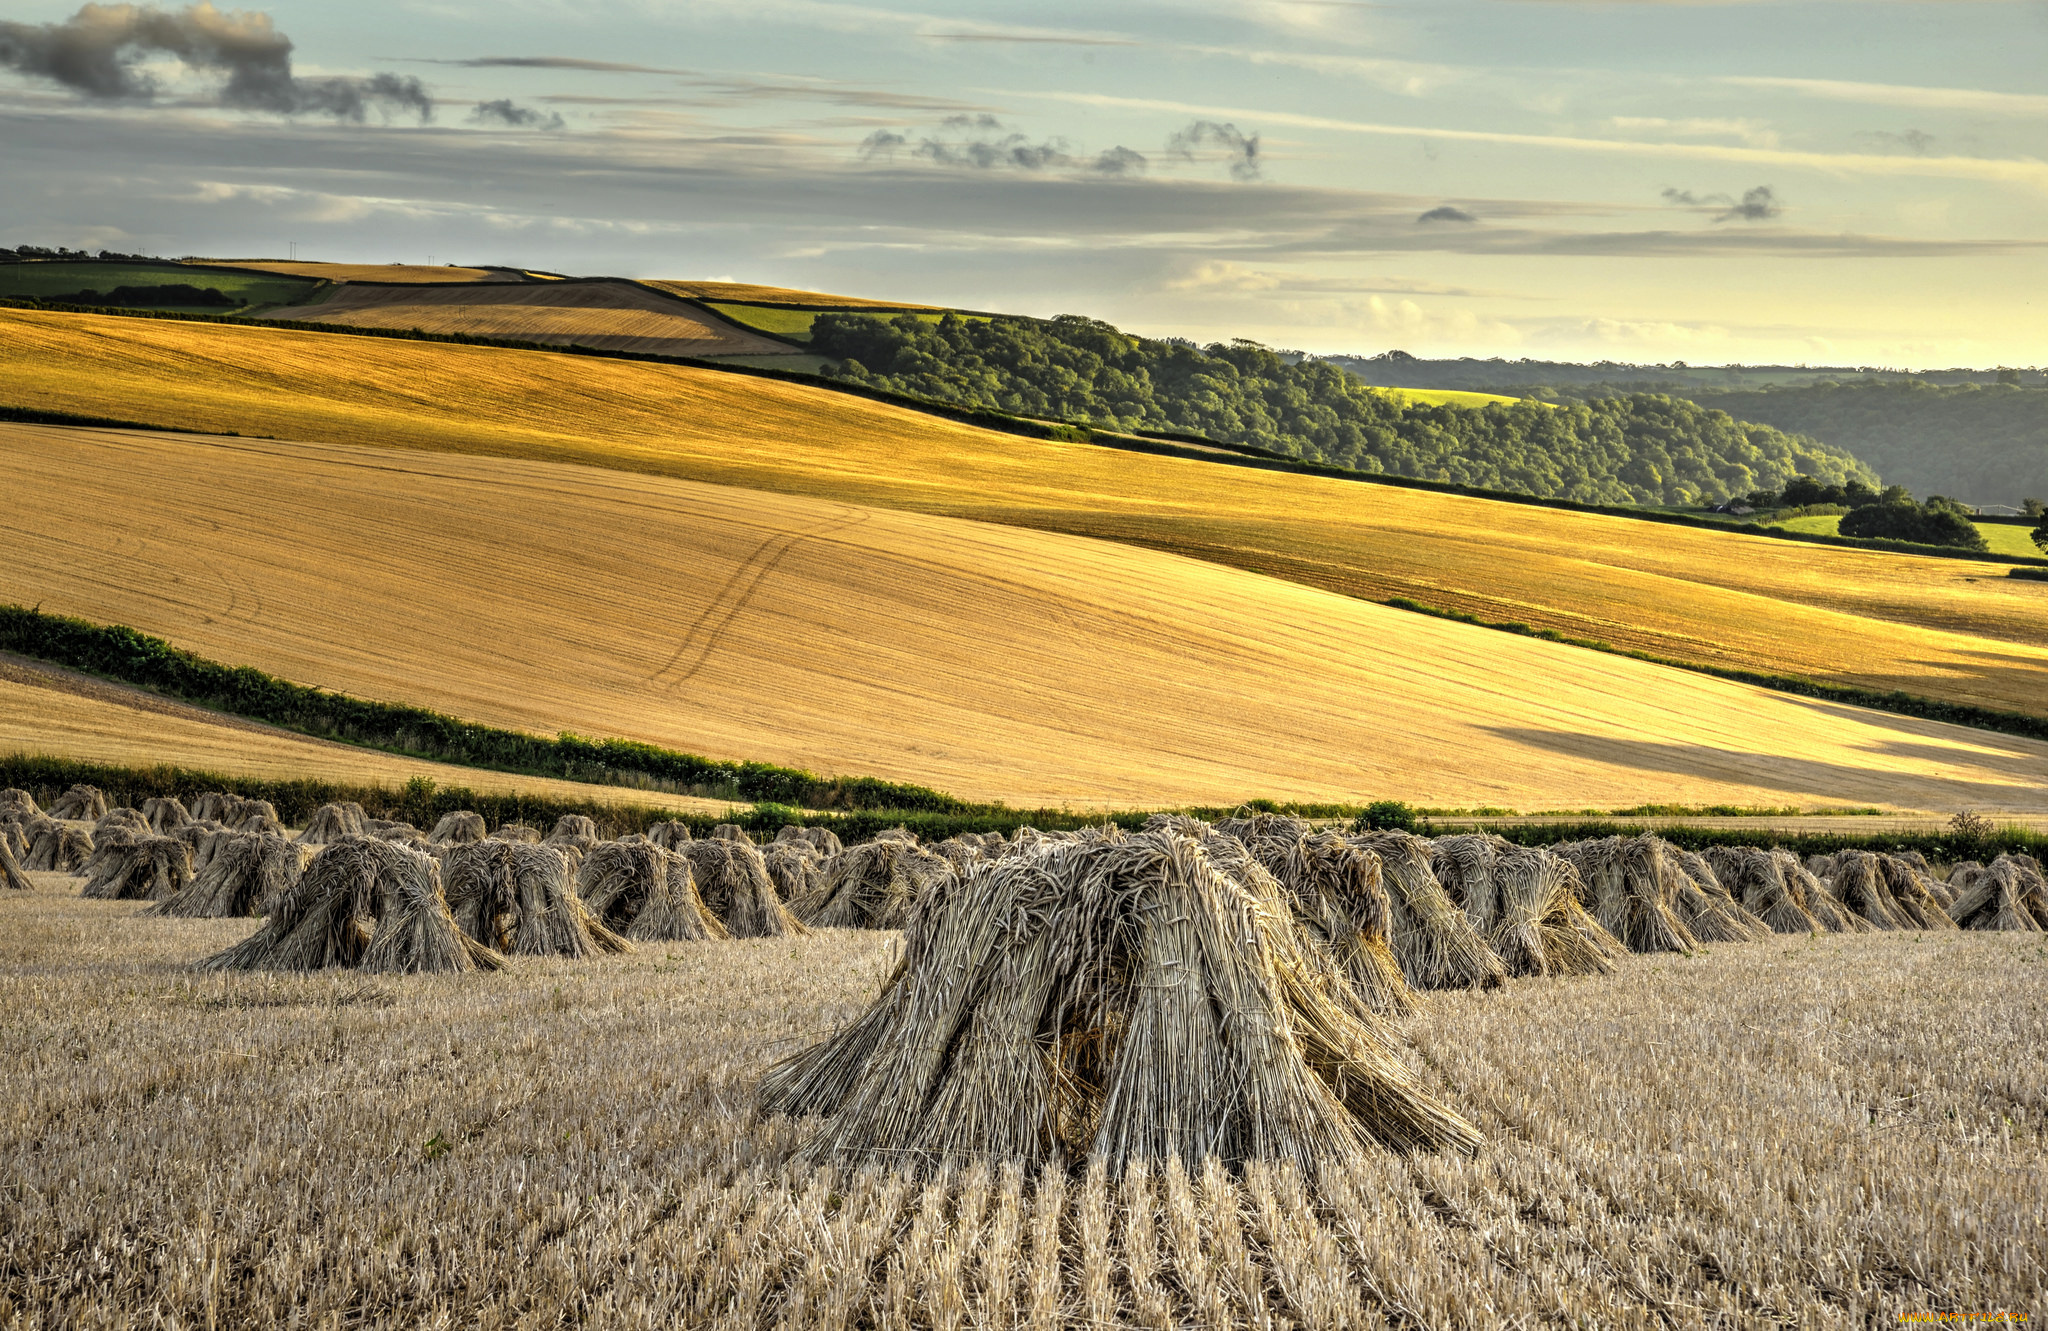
[1700,846,1821,934]
[789,826,843,857]
[579,841,725,941]
[0,838,30,892]
[25,819,92,872]
[235,806,283,836]
[1824,850,1906,930]
[443,842,631,958]
[799,836,953,929]
[1773,851,1867,933]
[140,797,189,834]
[175,821,229,875]
[188,792,237,823]
[1,788,39,819]
[1877,855,1957,929]
[297,802,368,846]
[151,831,299,918]
[1664,848,1773,942]
[647,820,694,850]
[490,823,542,844]
[1210,813,1413,1015]
[680,840,807,937]
[80,834,191,902]
[932,837,990,874]
[759,827,1481,1177]
[0,817,24,862]
[761,840,824,904]
[552,815,599,842]
[711,823,754,845]
[1348,830,1506,990]
[1429,833,1624,976]
[48,784,107,821]
[203,835,500,974]
[1947,856,2048,931]
[429,810,487,846]
[1555,836,1699,953]
[96,808,153,840]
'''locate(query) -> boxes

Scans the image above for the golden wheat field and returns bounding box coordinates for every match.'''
[0,655,744,816]
[186,260,513,283]
[5,310,2041,723]
[3,422,2045,812]
[643,279,947,309]
[0,881,2039,1327]
[257,279,795,358]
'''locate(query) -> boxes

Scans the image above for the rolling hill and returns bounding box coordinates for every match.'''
[4,420,2045,812]
[5,308,2045,728]
[259,279,795,359]
[0,653,736,815]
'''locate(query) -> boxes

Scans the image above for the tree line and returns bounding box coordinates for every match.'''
[811,313,1877,507]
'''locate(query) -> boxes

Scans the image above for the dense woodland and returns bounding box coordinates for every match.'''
[814,313,1876,507]
[1683,381,2048,509]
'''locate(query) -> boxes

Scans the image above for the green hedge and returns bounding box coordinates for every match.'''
[1466,818,2047,863]
[0,604,965,812]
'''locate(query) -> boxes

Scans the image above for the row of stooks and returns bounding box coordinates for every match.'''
[10,787,2046,1177]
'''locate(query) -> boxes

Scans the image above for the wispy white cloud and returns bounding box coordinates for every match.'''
[1720,74,2048,117]
[1024,91,2048,190]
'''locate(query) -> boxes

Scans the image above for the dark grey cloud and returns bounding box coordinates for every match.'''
[1417,204,1475,224]
[1662,184,1782,223]
[861,115,1093,172]
[1093,145,1147,176]
[471,99,564,131]
[1859,128,1937,155]
[0,3,431,120]
[1167,120,1260,182]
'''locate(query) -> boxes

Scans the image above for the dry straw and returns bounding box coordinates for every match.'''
[578,841,725,942]
[140,797,189,834]
[761,840,824,905]
[47,784,107,821]
[0,838,30,892]
[96,808,153,841]
[646,820,694,850]
[80,834,192,902]
[443,841,631,958]
[1947,855,2048,931]
[150,831,300,918]
[681,839,808,937]
[1823,849,1906,929]
[1211,812,1414,1015]
[1774,851,1868,933]
[711,823,754,845]
[297,802,368,846]
[1348,829,1506,991]
[204,835,501,974]
[1877,855,1957,930]
[428,810,487,845]
[1555,836,1699,953]
[759,827,1480,1178]
[1697,845,1816,934]
[0,788,39,819]
[1662,848,1773,942]
[799,835,954,929]
[490,823,542,844]
[25,819,92,872]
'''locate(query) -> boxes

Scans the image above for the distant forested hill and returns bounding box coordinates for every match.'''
[1679,382,2048,509]
[812,313,1877,507]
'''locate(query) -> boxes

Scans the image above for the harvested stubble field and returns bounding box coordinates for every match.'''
[255,280,795,359]
[644,280,949,309]
[0,654,746,817]
[0,883,2040,1326]
[4,309,2042,721]
[7,425,2047,812]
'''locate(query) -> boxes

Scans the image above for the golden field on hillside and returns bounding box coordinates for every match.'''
[260,280,793,358]
[2,883,2039,1326]
[644,279,946,309]
[0,655,743,816]
[4,422,2045,810]
[4,310,2041,725]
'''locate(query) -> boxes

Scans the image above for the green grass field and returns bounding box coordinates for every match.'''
[1769,512,2040,556]
[0,260,317,312]
[1375,385,1532,410]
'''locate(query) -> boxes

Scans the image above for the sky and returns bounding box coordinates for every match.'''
[2,0,2045,366]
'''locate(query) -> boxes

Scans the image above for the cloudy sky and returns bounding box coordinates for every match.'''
[3,0,2045,365]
